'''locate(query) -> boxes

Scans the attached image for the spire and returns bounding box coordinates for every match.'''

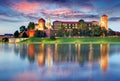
[47,18,51,29]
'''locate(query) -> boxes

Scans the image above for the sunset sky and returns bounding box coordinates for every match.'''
[0,0,120,34]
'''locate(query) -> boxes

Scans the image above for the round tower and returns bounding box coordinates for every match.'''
[100,14,108,30]
[38,18,45,30]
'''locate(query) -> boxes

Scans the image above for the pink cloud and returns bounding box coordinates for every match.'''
[12,2,40,14]
[42,8,83,16]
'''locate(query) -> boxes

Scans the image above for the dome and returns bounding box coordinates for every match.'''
[38,18,45,22]
[102,14,108,17]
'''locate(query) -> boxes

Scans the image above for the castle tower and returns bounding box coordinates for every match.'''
[47,18,51,29]
[100,14,108,30]
[38,18,45,30]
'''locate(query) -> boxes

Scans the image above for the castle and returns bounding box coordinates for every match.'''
[27,14,108,37]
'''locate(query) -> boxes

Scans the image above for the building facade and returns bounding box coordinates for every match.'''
[35,18,45,30]
[27,14,108,37]
[53,21,99,30]
[100,14,108,30]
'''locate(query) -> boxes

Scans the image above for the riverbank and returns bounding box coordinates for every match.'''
[21,37,120,44]
[0,37,120,44]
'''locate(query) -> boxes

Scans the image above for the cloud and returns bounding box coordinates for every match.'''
[12,1,40,14]
[109,17,120,21]
[0,18,23,22]
[41,8,84,16]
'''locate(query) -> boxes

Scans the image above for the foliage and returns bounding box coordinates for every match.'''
[78,19,86,30]
[20,26,26,33]
[108,28,116,36]
[22,32,28,38]
[28,22,35,30]
[35,30,47,38]
[14,30,19,38]
[2,37,9,42]
[56,27,65,37]
[71,29,79,36]
[90,25,102,37]
[50,33,56,40]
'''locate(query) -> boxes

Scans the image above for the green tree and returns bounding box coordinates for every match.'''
[101,28,108,37]
[20,26,26,33]
[71,29,79,36]
[50,33,56,40]
[35,30,47,37]
[2,37,9,42]
[22,32,28,38]
[108,28,115,36]
[56,27,66,37]
[28,22,35,30]
[78,19,86,30]
[90,26,102,37]
[14,30,19,38]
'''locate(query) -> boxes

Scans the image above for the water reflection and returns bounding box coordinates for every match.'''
[100,44,109,72]
[12,43,116,72]
[88,44,93,68]
[45,45,53,68]
[28,44,35,62]
[37,43,45,67]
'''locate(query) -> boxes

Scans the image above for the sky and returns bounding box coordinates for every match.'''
[0,0,120,34]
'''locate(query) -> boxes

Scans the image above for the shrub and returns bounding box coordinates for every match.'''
[2,37,9,42]
[50,34,56,40]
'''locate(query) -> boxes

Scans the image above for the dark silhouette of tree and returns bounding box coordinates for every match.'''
[108,28,115,36]
[71,29,79,36]
[2,37,9,42]
[20,26,26,33]
[56,28,65,37]
[35,30,47,37]
[14,30,19,38]
[22,32,28,38]
[28,22,35,30]
[50,33,56,40]
[78,19,86,30]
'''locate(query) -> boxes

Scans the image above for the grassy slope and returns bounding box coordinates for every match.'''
[21,37,120,43]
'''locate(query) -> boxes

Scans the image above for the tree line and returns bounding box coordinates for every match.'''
[14,22,46,38]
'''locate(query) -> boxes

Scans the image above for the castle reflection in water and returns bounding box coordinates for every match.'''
[13,43,111,71]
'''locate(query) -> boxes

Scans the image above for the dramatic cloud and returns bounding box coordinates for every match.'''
[0,0,120,34]
[109,17,120,21]
[0,13,25,22]
[12,2,40,14]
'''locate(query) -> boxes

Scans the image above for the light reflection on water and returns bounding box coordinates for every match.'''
[0,43,120,81]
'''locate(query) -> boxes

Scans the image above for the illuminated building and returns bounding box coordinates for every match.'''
[53,21,99,30]
[38,18,45,30]
[46,18,51,29]
[35,18,45,30]
[100,14,108,30]
[53,21,78,29]
[26,14,108,38]
[100,44,109,71]
[27,30,36,38]
[92,21,99,26]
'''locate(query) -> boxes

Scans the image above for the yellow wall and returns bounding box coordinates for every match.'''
[100,15,108,30]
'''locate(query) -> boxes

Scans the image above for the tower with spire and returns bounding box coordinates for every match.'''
[47,18,51,29]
